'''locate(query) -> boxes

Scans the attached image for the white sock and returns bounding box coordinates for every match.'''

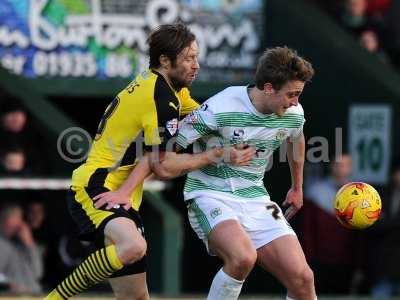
[207,268,244,300]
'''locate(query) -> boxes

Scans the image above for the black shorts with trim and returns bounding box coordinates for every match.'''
[67,188,146,277]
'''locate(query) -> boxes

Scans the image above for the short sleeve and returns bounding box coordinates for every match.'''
[176,103,217,149]
[289,115,305,141]
[142,79,180,152]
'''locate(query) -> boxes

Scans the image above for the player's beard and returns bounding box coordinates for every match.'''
[169,74,189,92]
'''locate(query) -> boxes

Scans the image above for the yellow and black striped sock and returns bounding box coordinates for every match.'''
[44,244,123,300]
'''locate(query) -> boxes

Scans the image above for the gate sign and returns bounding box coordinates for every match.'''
[349,105,392,184]
[0,0,262,80]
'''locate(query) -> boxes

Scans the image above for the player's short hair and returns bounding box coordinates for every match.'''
[148,23,196,68]
[255,46,314,90]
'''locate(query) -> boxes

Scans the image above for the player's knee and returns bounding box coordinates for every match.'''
[291,266,314,294]
[299,267,314,287]
[230,248,257,274]
[118,237,147,264]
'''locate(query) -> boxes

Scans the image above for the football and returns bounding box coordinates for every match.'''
[334,182,382,229]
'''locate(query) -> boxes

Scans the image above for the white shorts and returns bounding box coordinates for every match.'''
[187,195,296,254]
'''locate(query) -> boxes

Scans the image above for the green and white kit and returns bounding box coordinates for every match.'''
[177,86,304,250]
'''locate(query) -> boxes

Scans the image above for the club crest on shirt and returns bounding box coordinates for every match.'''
[210,207,222,219]
[276,129,289,141]
[166,118,178,135]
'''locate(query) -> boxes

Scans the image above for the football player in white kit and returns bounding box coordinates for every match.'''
[176,46,316,300]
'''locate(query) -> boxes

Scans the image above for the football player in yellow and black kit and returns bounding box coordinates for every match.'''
[44,24,230,300]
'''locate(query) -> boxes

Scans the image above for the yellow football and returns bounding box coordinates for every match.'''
[334,182,382,229]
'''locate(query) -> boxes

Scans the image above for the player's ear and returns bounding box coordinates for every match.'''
[159,55,171,69]
[263,83,274,95]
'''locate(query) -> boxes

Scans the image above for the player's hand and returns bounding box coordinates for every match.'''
[226,145,256,166]
[282,187,303,221]
[93,191,131,210]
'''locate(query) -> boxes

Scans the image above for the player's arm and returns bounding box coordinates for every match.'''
[149,147,254,180]
[94,156,151,210]
[149,148,224,180]
[283,132,305,220]
[149,106,255,179]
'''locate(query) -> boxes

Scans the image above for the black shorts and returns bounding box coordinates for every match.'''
[67,188,146,277]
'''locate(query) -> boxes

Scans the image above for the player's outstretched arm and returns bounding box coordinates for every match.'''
[150,146,255,180]
[94,156,152,210]
[283,133,305,220]
[149,148,223,180]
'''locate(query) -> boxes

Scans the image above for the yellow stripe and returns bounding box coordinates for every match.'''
[105,244,123,269]
[100,248,114,273]
[88,254,108,278]
[96,250,113,274]
[65,276,80,295]
[84,258,103,282]
[60,281,74,298]
[71,270,86,291]
[81,261,101,283]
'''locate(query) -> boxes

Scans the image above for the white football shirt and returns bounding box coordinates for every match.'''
[177,86,305,201]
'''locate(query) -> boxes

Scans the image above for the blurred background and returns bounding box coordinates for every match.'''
[0,0,400,298]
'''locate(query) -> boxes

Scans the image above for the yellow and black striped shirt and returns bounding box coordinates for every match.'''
[71,69,199,210]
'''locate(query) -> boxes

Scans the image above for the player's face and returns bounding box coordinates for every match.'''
[168,41,200,90]
[267,80,305,116]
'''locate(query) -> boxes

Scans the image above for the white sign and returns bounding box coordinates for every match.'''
[0,0,261,79]
[349,105,392,184]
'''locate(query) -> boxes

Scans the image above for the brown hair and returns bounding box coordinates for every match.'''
[255,46,314,90]
[148,23,196,68]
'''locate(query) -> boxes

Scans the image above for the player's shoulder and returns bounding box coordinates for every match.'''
[203,86,247,112]
[285,103,304,116]
[117,69,157,99]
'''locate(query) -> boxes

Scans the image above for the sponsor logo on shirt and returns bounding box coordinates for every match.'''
[230,128,245,144]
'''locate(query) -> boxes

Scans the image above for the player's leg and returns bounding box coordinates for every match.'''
[207,220,257,300]
[44,217,146,300]
[108,274,149,300]
[187,197,257,300]
[105,217,149,300]
[242,200,316,300]
[208,220,257,280]
[44,188,147,300]
[104,217,147,268]
[257,234,316,300]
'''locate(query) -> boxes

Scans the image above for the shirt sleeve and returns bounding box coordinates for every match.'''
[176,103,218,149]
[142,109,178,155]
[141,78,181,152]
[289,115,306,141]
[178,88,200,117]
